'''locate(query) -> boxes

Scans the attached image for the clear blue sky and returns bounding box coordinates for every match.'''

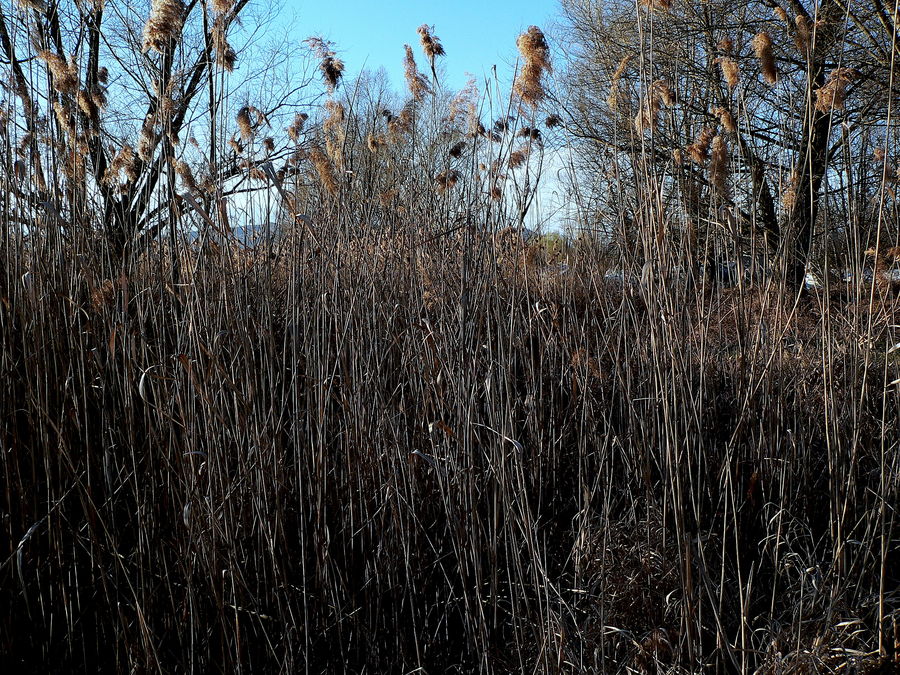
[289,0,561,94]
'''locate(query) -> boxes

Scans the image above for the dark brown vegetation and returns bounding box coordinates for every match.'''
[1,1,899,673]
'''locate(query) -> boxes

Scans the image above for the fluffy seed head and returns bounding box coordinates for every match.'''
[142,0,185,55]
[607,55,632,110]
[713,106,737,133]
[710,135,729,196]
[752,32,777,85]
[404,45,432,101]
[716,57,740,89]
[686,128,715,164]
[638,0,672,11]
[434,169,459,191]
[287,113,308,142]
[310,146,338,195]
[38,51,79,95]
[236,106,253,140]
[514,26,551,107]
[307,37,344,92]
[211,16,236,72]
[814,67,858,112]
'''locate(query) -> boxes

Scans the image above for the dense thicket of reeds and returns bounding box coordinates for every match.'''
[1,1,899,673]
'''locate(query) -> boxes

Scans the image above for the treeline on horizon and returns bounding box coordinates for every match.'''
[1,0,899,672]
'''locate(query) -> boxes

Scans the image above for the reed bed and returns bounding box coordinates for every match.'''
[1,2,899,673]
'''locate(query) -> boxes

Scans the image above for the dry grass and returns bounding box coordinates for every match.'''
[1,7,899,675]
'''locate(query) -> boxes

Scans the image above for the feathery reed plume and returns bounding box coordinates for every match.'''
[236,106,253,140]
[388,103,415,138]
[752,32,778,85]
[211,16,237,72]
[672,148,683,165]
[794,15,811,55]
[104,144,138,185]
[774,6,789,23]
[417,25,445,81]
[490,184,503,200]
[16,0,47,11]
[138,123,158,161]
[142,0,185,55]
[713,106,737,132]
[323,100,346,167]
[782,170,798,210]
[518,127,542,142]
[448,140,465,157]
[514,26,551,107]
[710,135,729,195]
[228,136,243,154]
[467,120,486,139]
[717,36,734,53]
[716,57,740,89]
[434,169,459,191]
[404,45,432,101]
[91,84,107,111]
[447,75,478,130]
[53,101,77,138]
[686,128,714,164]
[653,79,676,107]
[263,137,274,152]
[307,37,344,93]
[12,72,34,117]
[287,113,308,141]
[634,81,674,133]
[634,95,660,133]
[639,0,672,11]
[366,133,386,153]
[545,114,561,128]
[173,159,198,191]
[508,146,530,169]
[493,116,512,134]
[310,146,338,195]
[814,67,858,112]
[607,55,631,110]
[211,0,234,14]
[38,51,79,95]
[77,89,100,127]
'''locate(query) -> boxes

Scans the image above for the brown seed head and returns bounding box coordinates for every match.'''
[713,106,737,133]
[716,57,740,89]
[434,169,459,192]
[287,113,308,142]
[307,37,344,92]
[686,128,715,164]
[710,135,729,196]
[794,15,811,54]
[142,0,185,55]
[38,51,79,95]
[236,106,253,140]
[638,0,672,11]
[752,32,777,85]
[404,45,432,100]
[814,67,858,112]
[211,16,237,72]
[310,146,338,195]
[514,26,551,107]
